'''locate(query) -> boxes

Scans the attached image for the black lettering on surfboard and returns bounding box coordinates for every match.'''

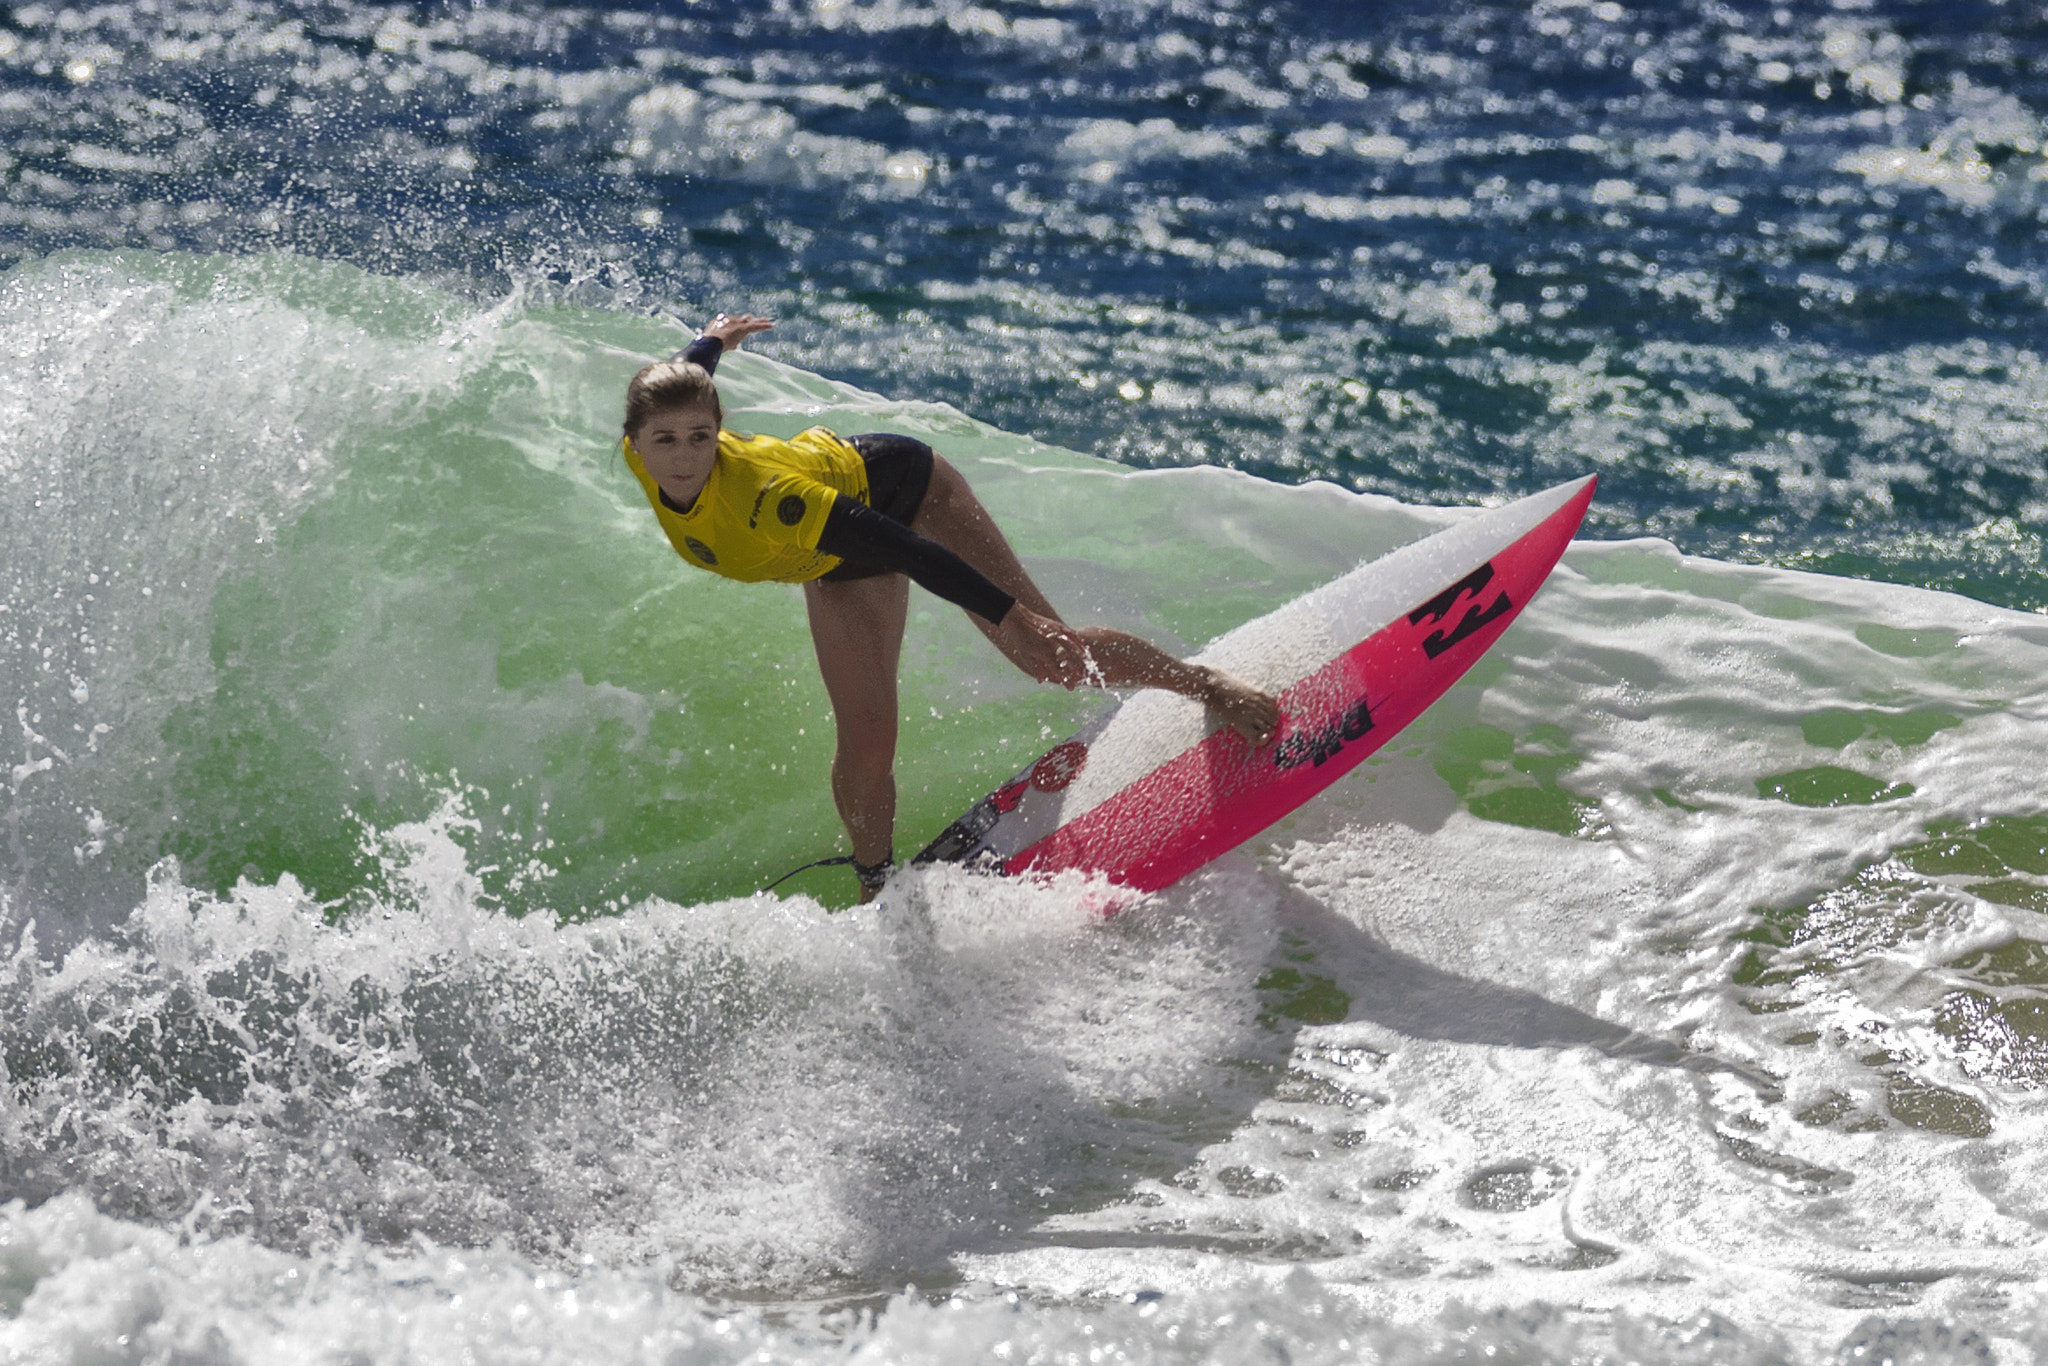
[1407,562,1513,659]
[1274,696,1375,770]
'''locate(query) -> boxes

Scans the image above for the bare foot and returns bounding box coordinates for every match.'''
[1202,669,1280,747]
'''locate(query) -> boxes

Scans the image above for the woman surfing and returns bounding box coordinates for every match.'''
[622,311,1279,900]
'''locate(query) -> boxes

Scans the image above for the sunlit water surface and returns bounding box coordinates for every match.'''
[5,2,2048,1362]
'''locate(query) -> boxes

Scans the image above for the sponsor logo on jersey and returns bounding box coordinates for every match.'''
[684,536,717,565]
[777,494,807,526]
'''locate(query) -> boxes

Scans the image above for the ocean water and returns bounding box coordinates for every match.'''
[4,2,2048,1362]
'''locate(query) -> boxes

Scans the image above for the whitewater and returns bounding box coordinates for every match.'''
[5,1,2048,1362]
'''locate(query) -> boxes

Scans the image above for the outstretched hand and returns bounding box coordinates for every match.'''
[701,311,774,349]
[992,604,1097,689]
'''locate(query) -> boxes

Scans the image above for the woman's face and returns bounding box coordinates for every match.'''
[634,403,720,490]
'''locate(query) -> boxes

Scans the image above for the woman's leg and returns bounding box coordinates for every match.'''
[911,455,1277,741]
[803,571,910,894]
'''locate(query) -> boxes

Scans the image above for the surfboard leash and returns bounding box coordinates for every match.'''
[760,855,854,892]
[759,855,894,895]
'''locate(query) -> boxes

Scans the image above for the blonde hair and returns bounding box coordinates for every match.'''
[622,359,722,437]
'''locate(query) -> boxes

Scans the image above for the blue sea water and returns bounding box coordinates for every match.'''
[3,1,2048,1362]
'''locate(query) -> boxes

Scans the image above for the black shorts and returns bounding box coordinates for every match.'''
[818,433,937,583]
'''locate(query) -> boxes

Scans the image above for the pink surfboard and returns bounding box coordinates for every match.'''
[913,476,1597,892]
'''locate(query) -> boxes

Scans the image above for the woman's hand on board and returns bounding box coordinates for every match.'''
[702,312,775,349]
[1197,667,1280,748]
[993,604,1098,689]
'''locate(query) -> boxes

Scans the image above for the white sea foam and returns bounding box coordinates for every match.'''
[6,257,2048,1363]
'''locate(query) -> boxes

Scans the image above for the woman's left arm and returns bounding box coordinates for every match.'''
[816,496,1016,625]
[813,498,1099,688]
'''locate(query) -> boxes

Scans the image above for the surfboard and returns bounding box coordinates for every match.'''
[913,475,1597,892]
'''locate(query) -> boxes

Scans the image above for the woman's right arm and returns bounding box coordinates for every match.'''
[672,335,723,372]
[669,311,774,371]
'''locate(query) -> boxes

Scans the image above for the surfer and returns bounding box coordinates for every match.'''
[622,311,1279,900]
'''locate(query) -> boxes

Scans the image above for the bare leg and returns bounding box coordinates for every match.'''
[911,455,1278,743]
[803,572,910,899]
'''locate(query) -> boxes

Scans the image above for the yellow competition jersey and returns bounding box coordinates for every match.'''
[622,427,869,584]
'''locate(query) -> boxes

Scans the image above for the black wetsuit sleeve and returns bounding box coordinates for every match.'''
[817,495,1017,626]
[669,335,723,372]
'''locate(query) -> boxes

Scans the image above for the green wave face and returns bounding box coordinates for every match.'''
[11,252,1421,918]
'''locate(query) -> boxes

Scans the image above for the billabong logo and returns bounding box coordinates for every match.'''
[684,536,717,564]
[1274,696,1374,770]
[1408,562,1512,659]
